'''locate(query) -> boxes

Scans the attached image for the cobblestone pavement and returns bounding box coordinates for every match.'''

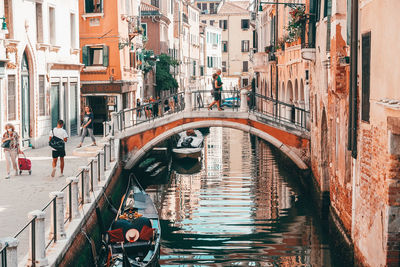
[0,136,102,238]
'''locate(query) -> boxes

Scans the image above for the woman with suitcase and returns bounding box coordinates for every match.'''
[2,123,21,179]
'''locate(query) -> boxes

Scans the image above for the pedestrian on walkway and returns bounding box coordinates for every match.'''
[208,73,223,111]
[136,98,142,118]
[77,106,97,148]
[2,123,20,179]
[49,120,68,177]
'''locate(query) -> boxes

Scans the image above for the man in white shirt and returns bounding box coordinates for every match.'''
[49,120,68,177]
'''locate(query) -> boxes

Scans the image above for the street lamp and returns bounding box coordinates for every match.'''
[258,1,305,11]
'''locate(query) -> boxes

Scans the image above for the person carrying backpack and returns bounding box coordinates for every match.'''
[49,120,68,177]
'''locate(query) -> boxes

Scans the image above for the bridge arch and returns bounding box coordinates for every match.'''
[123,119,308,170]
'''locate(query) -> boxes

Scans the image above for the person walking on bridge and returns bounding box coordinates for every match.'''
[208,73,223,111]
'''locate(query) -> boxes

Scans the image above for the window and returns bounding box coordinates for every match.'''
[242,78,249,87]
[243,61,248,72]
[193,61,196,76]
[222,61,227,72]
[39,75,46,116]
[200,66,204,76]
[324,0,332,17]
[151,0,159,8]
[222,41,228,52]
[125,0,131,15]
[49,7,56,45]
[361,32,371,122]
[210,20,214,26]
[141,23,147,38]
[241,19,249,30]
[241,40,249,52]
[219,20,227,30]
[70,13,76,49]
[170,0,174,14]
[201,20,206,24]
[7,75,16,120]
[210,3,215,14]
[197,3,201,9]
[36,3,43,43]
[85,0,103,13]
[202,3,207,11]
[82,45,109,66]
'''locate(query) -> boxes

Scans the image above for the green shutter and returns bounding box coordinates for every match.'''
[103,45,109,67]
[82,46,89,66]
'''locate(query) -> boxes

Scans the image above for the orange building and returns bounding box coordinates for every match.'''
[79,0,143,134]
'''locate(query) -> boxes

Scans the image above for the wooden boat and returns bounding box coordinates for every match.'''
[172,129,204,160]
[172,158,202,175]
[100,177,160,267]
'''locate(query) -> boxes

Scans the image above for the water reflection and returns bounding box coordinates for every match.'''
[146,127,335,266]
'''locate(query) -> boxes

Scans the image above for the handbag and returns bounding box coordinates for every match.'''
[1,140,10,148]
[49,130,65,151]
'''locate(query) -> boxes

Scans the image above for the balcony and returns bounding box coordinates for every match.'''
[300,16,316,61]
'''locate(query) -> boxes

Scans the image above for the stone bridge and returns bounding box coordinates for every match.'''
[112,90,311,170]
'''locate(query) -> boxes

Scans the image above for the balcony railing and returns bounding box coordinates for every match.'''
[301,15,316,49]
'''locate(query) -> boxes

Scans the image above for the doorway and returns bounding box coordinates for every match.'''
[50,83,60,128]
[86,96,107,135]
[21,53,30,141]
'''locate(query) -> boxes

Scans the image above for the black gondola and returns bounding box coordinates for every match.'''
[99,177,161,267]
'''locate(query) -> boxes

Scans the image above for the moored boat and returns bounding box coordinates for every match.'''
[172,129,204,160]
[100,177,160,267]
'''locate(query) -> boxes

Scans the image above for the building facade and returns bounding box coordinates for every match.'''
[203,25,222,91]
[0,0,81,152]
[199,1,252,89]
[254,2,311,125]
[79,0,143,134]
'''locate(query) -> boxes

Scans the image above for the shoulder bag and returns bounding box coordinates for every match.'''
[1,133,10,148]
[49,129,65,151]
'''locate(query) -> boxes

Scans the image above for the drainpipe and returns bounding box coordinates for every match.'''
[274,4,279,116]
[350,0,359,241]
[348,0,358,158]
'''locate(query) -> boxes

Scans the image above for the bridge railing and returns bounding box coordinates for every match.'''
[116,92,185,131]
[191,88,241,111]
[248,91,310,130]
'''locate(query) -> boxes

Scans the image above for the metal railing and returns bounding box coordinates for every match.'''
[2,137,116,267]
[116,92,185,131]
[249,92,310,130]
[0,243,8,267]
[191,88,241,111]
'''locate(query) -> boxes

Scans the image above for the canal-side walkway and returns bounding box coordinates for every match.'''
[0,136,96,237]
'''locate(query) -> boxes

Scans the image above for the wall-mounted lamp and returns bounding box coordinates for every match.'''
[258,1,305,11]
[0,17,7,31]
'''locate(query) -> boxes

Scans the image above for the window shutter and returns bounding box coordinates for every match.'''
[103,45,109,67]
[219,20,222,28]
[82,46,89,66]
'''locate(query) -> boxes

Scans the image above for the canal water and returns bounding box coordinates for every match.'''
[144,127,340,267]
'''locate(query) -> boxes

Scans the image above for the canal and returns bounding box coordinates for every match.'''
[140,127,341,267]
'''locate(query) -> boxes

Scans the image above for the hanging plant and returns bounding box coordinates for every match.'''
[286,6,306,43]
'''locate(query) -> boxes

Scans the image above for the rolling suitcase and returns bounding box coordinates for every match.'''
[18,152,32,175]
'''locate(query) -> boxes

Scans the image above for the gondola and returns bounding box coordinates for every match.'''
[100,177,160,267]
[172,129,204,160]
